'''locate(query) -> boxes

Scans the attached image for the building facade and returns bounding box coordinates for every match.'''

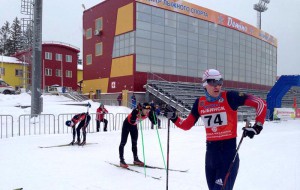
[15,41,80,92]
[0,55,28,90]
[82,0,277,94]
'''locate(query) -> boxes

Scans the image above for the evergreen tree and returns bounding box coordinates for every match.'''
[22,21,33,50]
[9,17,23,55]
[0,21,11,55]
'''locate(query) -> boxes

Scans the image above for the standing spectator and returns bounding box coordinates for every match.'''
[131,94,137,109]
[117,93,122,106]
[163,69,267,190]
[150,100,155,108]
[151,104,161,129]
[96,103,108,132]
[65,112,91,146]
[119,103,157,168]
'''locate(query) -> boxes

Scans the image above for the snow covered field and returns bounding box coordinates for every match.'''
[0,93,299,190]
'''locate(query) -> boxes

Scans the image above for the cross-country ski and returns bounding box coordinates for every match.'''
[127,164,188,173]
[39,142,98,148]
[106,161,162,180]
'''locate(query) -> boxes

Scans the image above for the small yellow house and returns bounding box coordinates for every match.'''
[0,55,28,89]
[77,63,83,92]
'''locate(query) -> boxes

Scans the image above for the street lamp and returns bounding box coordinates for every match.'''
[253,0,270,29]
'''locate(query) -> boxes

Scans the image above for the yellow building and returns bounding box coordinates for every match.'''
[0,55,28,89]
[77,64,83,92]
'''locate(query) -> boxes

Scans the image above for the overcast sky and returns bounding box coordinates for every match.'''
[0,0,299,76]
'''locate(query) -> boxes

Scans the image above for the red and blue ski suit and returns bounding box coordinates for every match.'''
[119,108,156,162]
[71,112,91,143]
[171,91,266,190]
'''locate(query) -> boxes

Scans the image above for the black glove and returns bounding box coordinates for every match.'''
[163,105,177,121]
[243,123,263,139]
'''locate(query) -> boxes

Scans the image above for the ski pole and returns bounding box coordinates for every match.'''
[138,112,147,177]
[152,111,167,170]
[166,119,170,190]
[222,120,250,190]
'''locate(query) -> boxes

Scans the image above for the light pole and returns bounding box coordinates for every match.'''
[253,0,270,29]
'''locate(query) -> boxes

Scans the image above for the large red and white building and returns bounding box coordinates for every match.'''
[15,41,80,91]
[81,0,277,95]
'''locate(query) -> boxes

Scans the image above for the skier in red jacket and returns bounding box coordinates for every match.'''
[164,69,267,190]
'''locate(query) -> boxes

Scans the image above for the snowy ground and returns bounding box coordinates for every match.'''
[0,93,299,190]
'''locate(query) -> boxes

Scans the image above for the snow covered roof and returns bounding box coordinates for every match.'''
[1,55,25,65]
[77,64,83,70]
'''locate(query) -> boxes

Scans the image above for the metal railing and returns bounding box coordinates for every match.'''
[18,114,56,136]
[0,115,13,138]
[0,112,206,139]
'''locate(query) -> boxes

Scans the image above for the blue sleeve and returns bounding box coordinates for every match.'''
[226,91,248,111]
[190,98,200,121]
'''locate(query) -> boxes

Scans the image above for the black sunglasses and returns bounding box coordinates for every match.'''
[207,79,223,87]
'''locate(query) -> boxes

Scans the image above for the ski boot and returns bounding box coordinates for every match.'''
[75,138,81,145]
[133,158,144,166]
[120,160,128,168]
[80,140,86,146]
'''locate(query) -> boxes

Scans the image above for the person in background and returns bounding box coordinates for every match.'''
[96,103,108,132]
[150,100,155,108]
[117,93,122,106]
[119,103,157,168]
[131,94,137,109]
[65,112,91,146]
[164,69,267,190]
[151,104,161,129]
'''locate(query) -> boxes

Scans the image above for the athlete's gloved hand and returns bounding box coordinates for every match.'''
[243,123,263,139]
[163,105,177,121]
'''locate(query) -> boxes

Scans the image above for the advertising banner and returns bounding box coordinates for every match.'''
[273,108,295,120]
[136,0,277,46]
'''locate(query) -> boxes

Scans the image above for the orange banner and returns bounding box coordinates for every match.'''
[136,0,277,47]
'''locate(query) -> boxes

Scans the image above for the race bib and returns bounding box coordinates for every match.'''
[201,112,228,128]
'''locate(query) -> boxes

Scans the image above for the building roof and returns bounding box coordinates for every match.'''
[77,64,83,70]
[0,55,26,65]
[43,41,80,53]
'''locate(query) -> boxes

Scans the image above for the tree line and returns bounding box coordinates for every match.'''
[0,17,33,56]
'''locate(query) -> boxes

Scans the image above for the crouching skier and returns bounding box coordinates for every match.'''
[119,102,157,168]
[65,112,91,146]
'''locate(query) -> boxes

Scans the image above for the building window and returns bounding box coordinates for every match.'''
[86,54,92,65]
[66,70,72,78]
[112,31,135,58]
[95,17,103,31]
[0,67,5,75]
[56,53,62,61]
[45,52,52,60]
[15,69,23,77]
[95,42,103,56]
[66,55,72,62]
[56,69,62,77]
[86,28,92,39]
[45,68,52,76]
